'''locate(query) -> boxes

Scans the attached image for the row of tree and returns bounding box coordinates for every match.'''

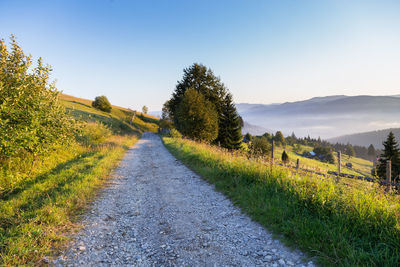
[162,63,243,149]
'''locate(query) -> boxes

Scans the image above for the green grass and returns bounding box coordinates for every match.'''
[0,93,159,265]
[163,137,400,266]
[274,145,373,177]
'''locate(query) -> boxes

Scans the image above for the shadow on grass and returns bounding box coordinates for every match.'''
[67,108,140,135]
[0,152,105,231]
[0,151,98,202]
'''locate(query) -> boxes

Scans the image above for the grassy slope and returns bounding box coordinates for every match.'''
[0,94,158,265]
[273,145,373,177]
[163,137,400,267]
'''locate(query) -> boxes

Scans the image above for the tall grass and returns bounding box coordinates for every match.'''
[163,137,400,266]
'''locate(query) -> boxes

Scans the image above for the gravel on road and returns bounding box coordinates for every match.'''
[54,133,314,266]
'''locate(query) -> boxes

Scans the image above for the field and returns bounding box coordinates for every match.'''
[163,137,400,266]
[0,94,158,265]
[272,144,373,177]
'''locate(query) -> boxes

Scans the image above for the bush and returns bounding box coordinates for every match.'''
[92,95,112,113]
[168,128,182,139]
[0,36,75,161]
[76,122,112,146]
[249,137,271,156]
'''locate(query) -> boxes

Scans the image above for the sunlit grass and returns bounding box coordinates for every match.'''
[274,145,373,177]
[0,94,159,265]
[163,137,400,266]
[0,135,137,265]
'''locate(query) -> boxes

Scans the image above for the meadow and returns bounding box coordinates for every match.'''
[272,144,373,177]
[163,137,400,266]
[0,94,158,265]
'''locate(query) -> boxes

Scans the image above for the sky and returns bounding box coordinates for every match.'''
[1,0,400,111]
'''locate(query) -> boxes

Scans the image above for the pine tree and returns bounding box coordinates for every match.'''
[368,144,376,160]
[218,93,242,149]
[377,132,400,179]
[345,143,355,158]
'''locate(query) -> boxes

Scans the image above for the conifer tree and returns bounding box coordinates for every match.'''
[377,132,400,179]
[218,93,242,149]
[368,144,376,160]
[281,150,289,163]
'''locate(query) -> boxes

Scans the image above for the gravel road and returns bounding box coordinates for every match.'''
[54,133,313,266]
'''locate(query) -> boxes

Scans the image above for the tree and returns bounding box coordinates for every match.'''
[166,63,229,141]
[281,150,289,163]
[174,88,218,142]
[142,105,148,114]
[376,132,400,179]
[244,133,252,143]
[92,96,112,113]
[368,144,376,160]
[0,36,75,159]
[313,146,335,164]
[345,143,355,158]
[274,131,286,147]
[218,93,242,149]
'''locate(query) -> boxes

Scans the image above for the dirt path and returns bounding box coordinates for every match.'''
[54,133,313,266]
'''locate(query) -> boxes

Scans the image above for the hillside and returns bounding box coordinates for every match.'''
[328,128,400,149]
[236,95,400,138]
[60,93,158,134]
[1,93,159,265]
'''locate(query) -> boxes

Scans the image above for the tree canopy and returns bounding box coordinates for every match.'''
[166,63,242,148]
[92,95,112,113]
[174,88,218,142]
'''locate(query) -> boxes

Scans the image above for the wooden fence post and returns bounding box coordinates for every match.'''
[296,158,299,170]
[338,151,341,174]
[270,140,275,170]
[386,160,392,193]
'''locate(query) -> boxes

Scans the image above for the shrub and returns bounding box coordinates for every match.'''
[168,128,182,139]
[249,137,271,156]
[75,122,112,146]
[0,36,75,161]
[92,95,112,113]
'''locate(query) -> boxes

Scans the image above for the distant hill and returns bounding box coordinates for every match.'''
[241,121,270,136]
[236,95,400,139]
[328,128,400,149]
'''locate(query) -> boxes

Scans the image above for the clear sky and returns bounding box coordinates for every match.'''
[1,0,399,111]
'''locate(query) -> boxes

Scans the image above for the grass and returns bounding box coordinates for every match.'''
[0,93,158,265]
[273,144,373,177]
[163,137,400,266]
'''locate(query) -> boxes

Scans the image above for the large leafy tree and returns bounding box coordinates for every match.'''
[174,88,218,142]
[274,131,286,147]
[0,36,75,160]
[376,132,400,179]
[218,93,242,149]
[167,63,242,146]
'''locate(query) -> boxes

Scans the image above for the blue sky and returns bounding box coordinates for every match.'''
[1,0,399,111]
